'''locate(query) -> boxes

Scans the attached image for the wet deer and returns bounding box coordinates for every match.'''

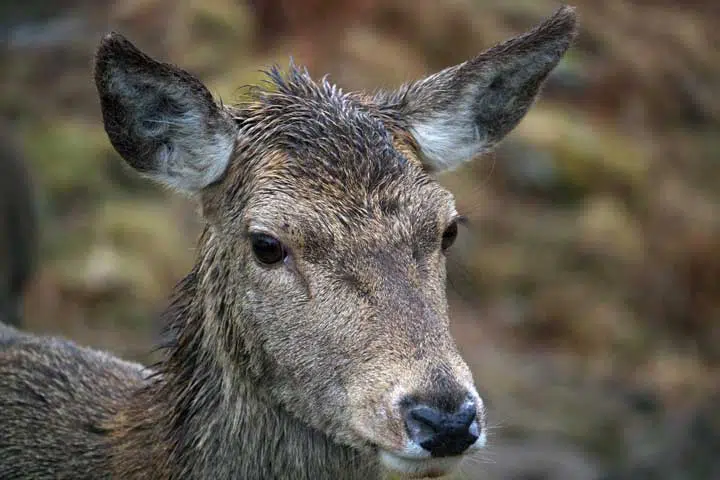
[0,6,577,479]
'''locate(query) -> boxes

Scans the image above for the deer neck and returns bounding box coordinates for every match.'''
[112,269,379,480]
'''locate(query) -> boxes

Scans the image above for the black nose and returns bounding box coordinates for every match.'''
[403,400,479,457]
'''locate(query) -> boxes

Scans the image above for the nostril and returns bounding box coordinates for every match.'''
[403,401,480,458]
[456,401,477,427]
[408,406,444,432]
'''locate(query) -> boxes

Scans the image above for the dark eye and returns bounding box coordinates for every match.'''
[250,233,287,265]
[441,220,459,251]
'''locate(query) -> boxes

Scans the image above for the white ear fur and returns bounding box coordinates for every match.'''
[409,98,487,171]
[150,124,235,192]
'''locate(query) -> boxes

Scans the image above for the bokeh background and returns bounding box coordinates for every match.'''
[1,1,719,478]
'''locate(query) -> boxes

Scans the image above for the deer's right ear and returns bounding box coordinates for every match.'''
[94,33,237,192]
[376,6,577,173]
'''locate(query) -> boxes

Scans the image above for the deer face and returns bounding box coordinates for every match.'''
[204,103,484,475]
[94,7,576,478]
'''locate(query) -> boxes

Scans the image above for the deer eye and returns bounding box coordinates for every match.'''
[441,220,459,251]
[250,233,286,265]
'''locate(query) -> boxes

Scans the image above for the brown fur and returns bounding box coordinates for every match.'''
[0,6,577,479]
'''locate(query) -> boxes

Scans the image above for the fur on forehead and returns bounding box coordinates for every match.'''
[237,65,408,157]
[219,65,448,218]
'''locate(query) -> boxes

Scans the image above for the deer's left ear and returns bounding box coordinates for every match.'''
[377,6,578,173]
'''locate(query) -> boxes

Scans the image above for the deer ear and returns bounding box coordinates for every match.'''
[377,6,578,173]
[94,33,237,192]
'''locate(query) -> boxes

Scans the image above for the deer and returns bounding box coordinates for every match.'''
[0,6,577,479]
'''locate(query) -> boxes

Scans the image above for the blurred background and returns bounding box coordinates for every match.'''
[1,1,718,478]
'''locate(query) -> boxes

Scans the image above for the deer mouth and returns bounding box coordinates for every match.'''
[377,430,486,479]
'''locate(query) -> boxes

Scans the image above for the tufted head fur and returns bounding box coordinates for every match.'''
[91,6,578,479]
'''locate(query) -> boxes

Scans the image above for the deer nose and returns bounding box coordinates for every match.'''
[403,400,479,457]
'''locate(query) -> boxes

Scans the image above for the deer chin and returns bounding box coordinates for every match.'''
[377,450,463,479]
